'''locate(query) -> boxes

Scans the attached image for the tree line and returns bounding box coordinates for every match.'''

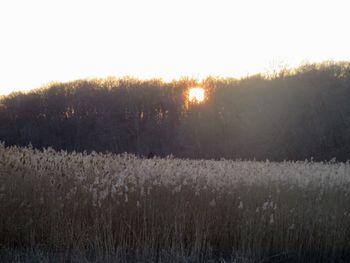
[1,61,350,161]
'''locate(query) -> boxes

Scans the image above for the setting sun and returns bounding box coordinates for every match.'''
[0,0,350,95]
[189,87,205,103]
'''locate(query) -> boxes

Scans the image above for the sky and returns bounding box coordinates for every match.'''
[1,0,350,95]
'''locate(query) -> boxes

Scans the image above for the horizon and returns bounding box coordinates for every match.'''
[1,60,348,97]
[1,0,350,96]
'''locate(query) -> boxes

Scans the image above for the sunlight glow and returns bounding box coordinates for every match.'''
[0,0,350,95]
[189,87,205,103]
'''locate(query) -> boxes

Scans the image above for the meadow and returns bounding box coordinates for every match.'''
[1,143,350,262]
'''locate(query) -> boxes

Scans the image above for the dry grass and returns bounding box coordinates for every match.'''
[0,143,350,262]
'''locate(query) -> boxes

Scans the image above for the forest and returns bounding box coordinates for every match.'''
[1,61,350,161]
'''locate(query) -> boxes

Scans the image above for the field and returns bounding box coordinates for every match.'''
[0,143,350,262]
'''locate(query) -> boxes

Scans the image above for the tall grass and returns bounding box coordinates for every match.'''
[0,143,350,262]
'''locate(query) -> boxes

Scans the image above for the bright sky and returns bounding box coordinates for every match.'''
[1,0,350,95]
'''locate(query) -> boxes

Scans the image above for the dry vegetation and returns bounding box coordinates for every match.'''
[1,143,350,262]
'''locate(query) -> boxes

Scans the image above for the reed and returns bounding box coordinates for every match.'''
[0,143,349,262]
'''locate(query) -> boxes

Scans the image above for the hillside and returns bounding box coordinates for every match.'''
[1,61,350,161]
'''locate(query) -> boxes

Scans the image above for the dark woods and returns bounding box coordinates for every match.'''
[1,62,350,161]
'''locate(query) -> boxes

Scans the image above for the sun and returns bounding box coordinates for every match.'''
[188,87,205,103]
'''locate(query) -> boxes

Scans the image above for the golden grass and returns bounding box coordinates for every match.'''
[0,144,350,262]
